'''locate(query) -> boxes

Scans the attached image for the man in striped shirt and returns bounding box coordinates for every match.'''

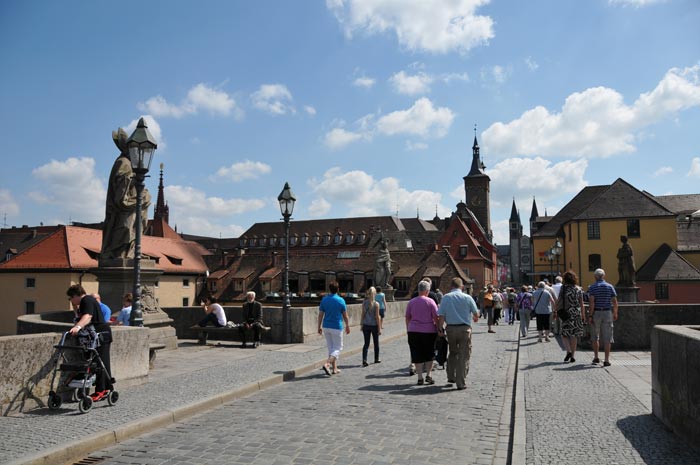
[587,268,618,367]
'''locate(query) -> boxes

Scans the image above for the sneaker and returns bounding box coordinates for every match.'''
[409,369,416,376]
[592,358,600,365]
[456,386,466,391]
[488,330,496,333]
[603,361,611,367]
[425,376,435,385]
[374,359,381,364]
[447,379,455,384]
[570,357,576,363]
[417,378,424,385]
[362,361,369,367]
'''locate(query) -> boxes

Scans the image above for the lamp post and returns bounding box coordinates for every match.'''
[545,249,554,281]
[127,117,157,326]
[278,182,296,343]
[552,238,563,277]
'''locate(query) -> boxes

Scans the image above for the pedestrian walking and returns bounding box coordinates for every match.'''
[318,281,351,375]
[587,268,618,367]
[516,285,533,337]
[361,286,382,366]
[405,280,439,385]
[484,284,495,333]
[437,278,480,391]
[506,287,517,325]
[555,271,585,363]
[532,282,555,343]
[407,277,439,375]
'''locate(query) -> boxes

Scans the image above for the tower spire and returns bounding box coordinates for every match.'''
[530,196,539,221]
[154,163,169,224]
[509,198,520,222]
[468,124,484,176]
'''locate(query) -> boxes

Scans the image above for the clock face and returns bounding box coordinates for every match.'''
[521,255,530,264]
[470,194,481,206]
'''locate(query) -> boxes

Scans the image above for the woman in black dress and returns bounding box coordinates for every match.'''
[555,271,585,363]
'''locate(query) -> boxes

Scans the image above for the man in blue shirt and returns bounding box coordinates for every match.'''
[92,293,111,322]
[437,277,480,390]
[587,268,618,367]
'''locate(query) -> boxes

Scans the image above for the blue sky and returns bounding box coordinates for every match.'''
[1,0,699,246]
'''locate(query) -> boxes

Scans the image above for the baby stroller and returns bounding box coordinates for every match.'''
[47,329,118,414]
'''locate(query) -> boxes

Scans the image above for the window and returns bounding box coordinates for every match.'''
[587,221,600,240]
[345,233,354,245]
[182,297,190,307]
[459,245,468,257]
[627,219,640,238]
[510,222,518,230]
[259,237,267,247]
[249,238,257,247]
[334,233,342,245]
[270,236,278,246]
[279,236,286,247]
[183,279,190,288]
[396,279,409,291]
[25,301,35,314]
[588,254,601,271]
[239,238,247,247]
[290,235,298,246]
[312,234,320,246]
[154,280,159,288]
[568,224,572,241]
[322,233,331,245]
[655,283,669,300]
[357,233,367,243]
[208,281,217,292]
[25,277,36,288]
[301,234,309,246]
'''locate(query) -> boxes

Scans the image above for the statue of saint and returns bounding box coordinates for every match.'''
[616,235,636,287]
[100,128,151,260]
[374,237,392,288]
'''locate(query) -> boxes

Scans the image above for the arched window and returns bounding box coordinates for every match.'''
[322,233,331,245]
[333,232,342,245]
[290,235,299,246]
[301,234,309,246]
[345,232,355,244]
[312,234,321,246]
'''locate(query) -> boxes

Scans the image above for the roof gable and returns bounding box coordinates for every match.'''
[637,243,700,281]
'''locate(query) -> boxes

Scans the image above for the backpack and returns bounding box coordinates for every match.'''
[518,293,532,310]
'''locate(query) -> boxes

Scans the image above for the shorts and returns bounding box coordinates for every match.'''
[591,311,614,345]
[324,328,344,359]
[484,307,494,325]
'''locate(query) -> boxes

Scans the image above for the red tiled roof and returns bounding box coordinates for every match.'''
[0,226,208,274]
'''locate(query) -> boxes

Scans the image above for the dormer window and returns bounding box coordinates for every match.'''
[345,232,355,245]
[260,236,267,247]
[279,236,287,247]
[333,232,342,245]
[312,234,321,246]
[301,234,309,246]
[322,233,331,245]
[357,232,367,244]
[270,236,278,246]
[290,234,299,246]
[239,238,247,247]
[249,237,257,247]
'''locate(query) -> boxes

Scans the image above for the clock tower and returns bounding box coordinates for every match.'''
[463,133,492,241]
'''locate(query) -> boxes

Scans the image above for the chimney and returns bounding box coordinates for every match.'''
[271,251,278,267]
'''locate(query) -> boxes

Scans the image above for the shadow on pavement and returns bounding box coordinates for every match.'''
[521,361,561,370]
[552,364,596,372]
[617,414,700,464]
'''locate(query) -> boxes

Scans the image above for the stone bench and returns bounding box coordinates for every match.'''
[189,324,270,346]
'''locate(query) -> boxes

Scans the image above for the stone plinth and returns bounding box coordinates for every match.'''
[384,288,396,302]
[616,286,639,303]
[92,258,177,350]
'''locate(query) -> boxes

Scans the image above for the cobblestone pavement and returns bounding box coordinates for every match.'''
[519,328,700,465]
[79,322,517,465]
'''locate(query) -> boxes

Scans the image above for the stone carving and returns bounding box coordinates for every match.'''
[374,237,392,288]
[140,285,159,314]
[616,235,636,287]
[101,128,151,260]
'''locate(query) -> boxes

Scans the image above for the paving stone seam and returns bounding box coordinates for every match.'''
[2,331,409,465]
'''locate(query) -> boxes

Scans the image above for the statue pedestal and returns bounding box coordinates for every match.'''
[93,259,177,350]
[383,287,395,302]
[616,286,640,303]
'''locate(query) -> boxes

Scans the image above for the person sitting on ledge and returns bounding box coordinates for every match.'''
[239,291,264,348]
[198,296,227,328]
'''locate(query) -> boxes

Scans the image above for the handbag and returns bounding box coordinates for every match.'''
[557,286,571,321]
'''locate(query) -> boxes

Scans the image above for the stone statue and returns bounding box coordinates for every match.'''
[374,237,392,288]
[100,128,151,260]
[616,235,636,287]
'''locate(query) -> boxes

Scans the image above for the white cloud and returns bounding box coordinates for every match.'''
[251,84,296,115]
[29,157,106,223]
[323,127,366,150]
[309,167,452,218]
[441,72,470,83]
[327,0,494,54]
[481,64,511,84]
[483,64,700,158]
[377,98,455,138]
[406,141,428,151]
[525,57,539,71]
[353,76,376,88]
[304,105,317,116]
[389,71,433,95]
[138,83,238,119]
[608,0,666,7]
[0,189,20,216]
[125,115,165,151]
[688,157,700,178]
[652,166,673,177]
[214,160,272,182]
[308,197,332,218]
[487,157,588,200]
[164,185,264,236]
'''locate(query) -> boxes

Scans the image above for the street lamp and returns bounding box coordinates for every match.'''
[552,238,563,277]
[127,117,157,326]
[545,249,554,281]
[278,182,296,343]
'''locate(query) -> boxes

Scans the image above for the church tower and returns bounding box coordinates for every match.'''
[154,163,170,224]
[509,199,522,283]
[529,197,539,238]
[463,132,492,241]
